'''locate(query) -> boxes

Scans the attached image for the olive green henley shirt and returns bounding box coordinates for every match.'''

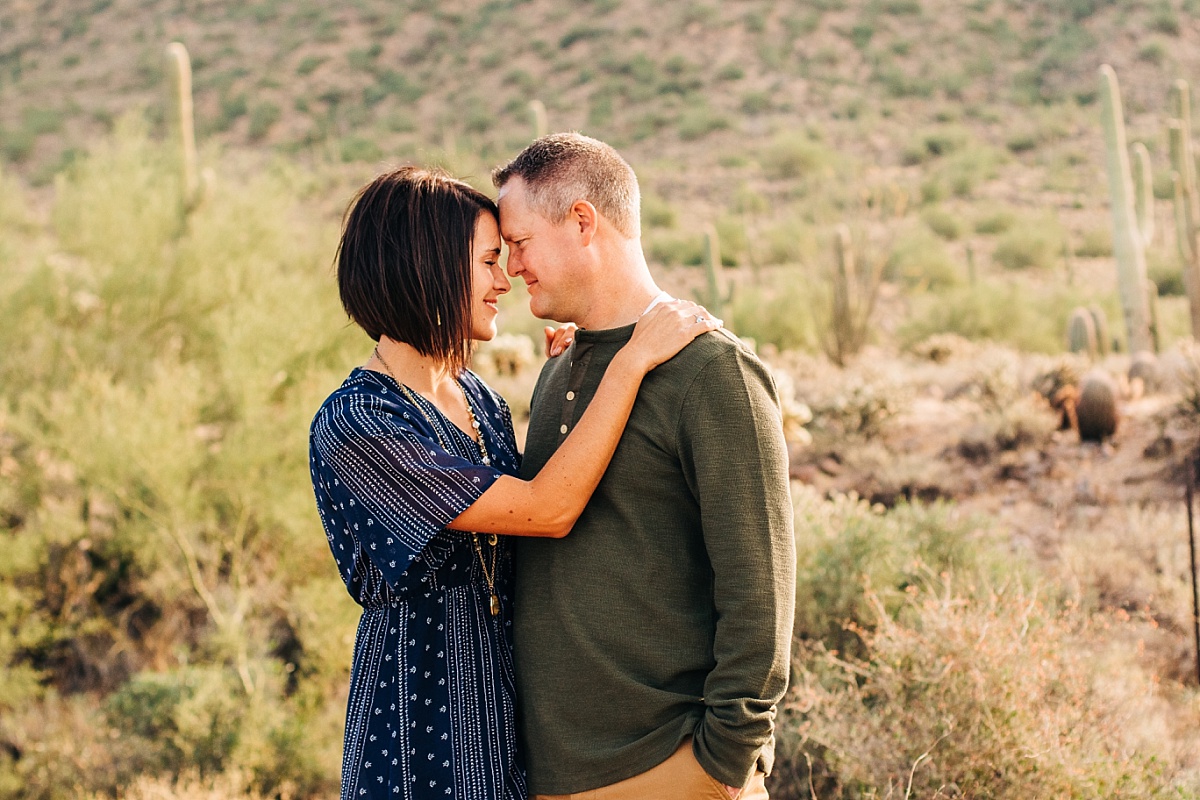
[514,324,796,793]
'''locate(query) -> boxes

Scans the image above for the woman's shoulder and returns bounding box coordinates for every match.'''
[311,368,413,438]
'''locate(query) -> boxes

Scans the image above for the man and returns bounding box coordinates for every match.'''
[493,133,795,800]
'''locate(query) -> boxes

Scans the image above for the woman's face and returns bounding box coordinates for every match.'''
[469,212,510,341]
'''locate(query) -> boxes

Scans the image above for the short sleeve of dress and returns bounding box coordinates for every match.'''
[311,387,503,590]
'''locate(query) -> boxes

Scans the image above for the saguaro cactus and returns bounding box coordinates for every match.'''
[165,42,201,211]
[529,100,547,140]
[1067,306,1098,359]
[1131,142,1155,246]
[1099,64,1155,354]
[1089,304,1111,356]
[699,224,733,320]
[1169,78,1200,339]
[825,224,885,366]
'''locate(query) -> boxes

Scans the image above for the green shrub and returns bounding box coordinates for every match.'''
[974,205,1016,234]
[992,217,1064,270]
[1148,252,1186,297]
[873,63,935,98]
[645,229,704,266]
[559,25,609,48]
[921,206,962,240]
[0,119,357,798]
[728,270,822,351]
[1074,226,1113,258]
[247,102,281,141]
[296,55,325,76]
[899,278,1102,352]
[0,127,35,163]
[791,488,991,655]
[23,107,64,136]
[717,63,745,81]
[886,226,961,289]
[1006,130,1038,153]
[741,91,772,115]
[346,43,381,71]
[925,144,1005,198]
[105,668,244,775]
[338,135,382,163]
[1138,39,1169,64]
[776,583,1185,798]
[1151,0,1181,35]
[641,193,676,229]
[676,103,730,141]
[761,132,831,180]
[216,93,249,132]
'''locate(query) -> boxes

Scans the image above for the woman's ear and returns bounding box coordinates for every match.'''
[572,200,599,247]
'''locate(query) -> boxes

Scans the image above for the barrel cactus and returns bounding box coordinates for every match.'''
[1076,370,1119,441]
[1129,350,1160,393]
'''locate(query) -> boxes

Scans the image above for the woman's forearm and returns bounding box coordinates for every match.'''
[448,350,645,537]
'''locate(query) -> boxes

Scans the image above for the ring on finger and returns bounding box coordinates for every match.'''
[695,314,705,324]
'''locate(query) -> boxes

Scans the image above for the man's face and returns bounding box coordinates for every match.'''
[497,177,581,322]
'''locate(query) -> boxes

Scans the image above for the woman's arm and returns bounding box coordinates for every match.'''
[448,299,718,538]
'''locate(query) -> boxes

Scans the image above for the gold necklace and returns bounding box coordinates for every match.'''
[372,345,502,617]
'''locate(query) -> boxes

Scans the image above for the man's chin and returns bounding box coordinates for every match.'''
[528,299,557,321]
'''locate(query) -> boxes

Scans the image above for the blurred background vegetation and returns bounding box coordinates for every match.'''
[4,0,1200,797]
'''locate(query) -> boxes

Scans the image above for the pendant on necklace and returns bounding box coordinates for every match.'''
[489,594,500,616]
[487,533,498,546]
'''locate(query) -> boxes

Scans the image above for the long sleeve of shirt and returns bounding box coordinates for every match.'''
[678,347,796,788]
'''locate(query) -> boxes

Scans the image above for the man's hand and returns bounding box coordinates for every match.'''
[544,324,577,357]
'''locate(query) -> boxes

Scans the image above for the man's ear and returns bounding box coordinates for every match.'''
[572,200,599,247]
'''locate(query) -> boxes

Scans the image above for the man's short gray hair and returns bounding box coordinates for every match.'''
[492,132,641,239]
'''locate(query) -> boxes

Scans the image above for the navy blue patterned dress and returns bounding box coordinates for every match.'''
[309,367,526,800]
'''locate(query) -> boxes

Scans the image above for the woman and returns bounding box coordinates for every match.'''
[309,166,717,800]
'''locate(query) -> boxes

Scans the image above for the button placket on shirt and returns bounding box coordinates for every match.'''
[558,341,593,441]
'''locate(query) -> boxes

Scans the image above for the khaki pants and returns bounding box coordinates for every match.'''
[530,739,769,800]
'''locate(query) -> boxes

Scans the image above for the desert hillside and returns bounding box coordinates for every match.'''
[4,1,1200,798]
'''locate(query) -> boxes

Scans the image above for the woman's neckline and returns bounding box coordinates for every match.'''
[354,367,484,447]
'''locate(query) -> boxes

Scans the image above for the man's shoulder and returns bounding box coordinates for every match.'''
[664,328,769,379]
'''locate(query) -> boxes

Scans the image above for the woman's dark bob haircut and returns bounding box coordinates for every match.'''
[336,166,498,376]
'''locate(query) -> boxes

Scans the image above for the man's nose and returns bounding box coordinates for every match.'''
[504,250,522,277]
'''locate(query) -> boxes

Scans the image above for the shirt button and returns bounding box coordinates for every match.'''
[560,424,568,434]
[566,391,575,401]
